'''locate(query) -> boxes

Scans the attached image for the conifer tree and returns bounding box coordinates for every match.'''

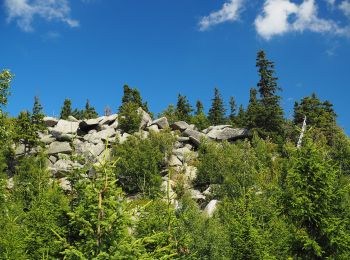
[246,88,261,130]
[60,98,72,120]
[255,50,284,140]
[14,111,38,153]
[208,88,226,125]
[83,99,98,119]
[31,96,45,132]
[176,94,193,122]
[0,69,12,111]
[228,96,237,125]
[159,104,178,124]
[235,104,246,128]
[192,100,210,130]
[121,84,149,112]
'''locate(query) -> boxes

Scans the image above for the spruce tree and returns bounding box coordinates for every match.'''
[0,69,12,110]
[14,111,38,153]
[195,100,204,115]
[83,99,98,119]
[228,96,237,125]
[192,100,210,130]
[31,96,45,132]
[255,50,284,141]
[208,88,226,125]
[246,88,261,130]
[60,99,72,120]
[235,104,246,128]
[176,94,193,122]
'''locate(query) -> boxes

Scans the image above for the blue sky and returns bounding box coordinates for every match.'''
[0,0,349,133]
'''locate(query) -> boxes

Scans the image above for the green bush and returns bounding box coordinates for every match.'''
[118,102,142,134]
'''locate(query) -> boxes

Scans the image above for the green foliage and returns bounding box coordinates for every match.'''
[31,96,46,132]
[83,99,98,119]
[118,101,142,133]
[235,104,246,128]
[0,69,13,109]
[113,131,175,197]
[122,84,149,113]
[208,88,226,125]
[282,137,350,258]
[159,104,178,125]
[228,96,237,125]
[176,94,193,122]
[191,100,210,130]
[60,98,72,119]
[14,111,40,153]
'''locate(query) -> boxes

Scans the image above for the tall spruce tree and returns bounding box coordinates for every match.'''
[121,84,149,113]
[60,99,72,120]
[228,96,237,125]
[31,96,45,132]
[255,50,284,141]
[195,100,204,115]
[192,100,210,130]
[0,70,12,111]
[83,99,98,119]
[208,88,226,125]
[235,104,246,128]
[176,94,193,122]
[14,111,38,153]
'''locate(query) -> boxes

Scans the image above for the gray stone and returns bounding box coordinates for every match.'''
[173,147,192,162]
[58,177,71,191]
[147,124,160,132]
[79,118,101,131]
[207,128,250,141]
[15,144,25,156]
[68,115,79,122]
[183,129,206,147]
[99,114,118,125]
[50,120,79,135]
[203,125,231,134]
[43,117,58,127]
[119,133,130,144]
[94,128,116,140]
[190,189,205,200]
[40,134,56,144]
[203,200,219,218]
[170,121,190,131]
[151,117,169,129]
[168,155,183,167]
[138,108,152,130]
[184,166,197,182]
[47,142,72,155]
[49,155,57,164]
[53,133,75,142]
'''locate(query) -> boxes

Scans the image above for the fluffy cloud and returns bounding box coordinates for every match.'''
[340,1,350,17]
[198,0,244,31]
[255,0,341,40]
[4,0,79,32]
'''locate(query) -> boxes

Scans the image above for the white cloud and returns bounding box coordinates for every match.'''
[198,0,244,31]
[340,1,350,17]
[255,0,343,40]
[4,0,79,32]
[325,0,336,6]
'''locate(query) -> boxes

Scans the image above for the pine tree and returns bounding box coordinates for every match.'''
[14,111,39,154]
[246,88,261,130]
[255,50,284,141]
[195,100,204,115]
[192,100,210,130]
[31,96,46,132]
[235,104,246,128]
[83,99,98,119]
[159,104,178,124]
[176,94,193,121]
[208,88,226,125]
[60,99,72,120]
[0,70,12,111]
[118,102,142,134]
[228,96,237,125]
[121,84,149,112]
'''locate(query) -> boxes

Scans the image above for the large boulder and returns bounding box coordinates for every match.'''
[79,118,101,132]
[203,125,231,134]
[170,121,190,132]
[47,142,72,155]
[43,117,59,127]
[203,200,219,218]
[83,128,116,144]
[173,147,192,162]
[207,128,250,141]
[50,120,79,135]
[151,117,169,129]
[182,129,206,147]
[168,155,183,167]
[138,108,152,130]
[99,114,118,126]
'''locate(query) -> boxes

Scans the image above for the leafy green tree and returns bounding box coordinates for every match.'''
[208,88,226,125]
[176,94,193,122]
[118,101,142,133]
[60,98,72,120]
[294,93,337,144]
[31,96,46,132]
[14,111,39,153]
[191,100,210,130]
[113,131,175,197]
[283,137,350,258]
[254,50,285,141]
[228,96,237,125]
[83,99,98,119]
[0,69,12,110]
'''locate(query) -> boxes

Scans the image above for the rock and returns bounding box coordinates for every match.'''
[168,155,183,167]
[94,128,116,141]
[52,133,75,142]
[177,136,190,142]
[68,115,79,122]
[184,166,197,182]
[173,147,192,162]
[207,128,250,141]
[183,129,206,147]
[161,180,176,199]
[50,120,79,135]
[58,177,71,191]
[7,177,14,189]
[138,108,152,130]
[203,200,219,218]
[43,117,58,127]
[47,142,72,155]
[49,155,57,164]
[79,118,101,131]
[92,143,105,157]
[151,117,169,129]
[40,134,56,144]
[119,133,130,144]
[190,189,205,200]
[99,114,118,125]
[53,159,74,172]
[147,124,159,132]
[203,125,231,134]
[15,144,25,156]
[170,121,190,131]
